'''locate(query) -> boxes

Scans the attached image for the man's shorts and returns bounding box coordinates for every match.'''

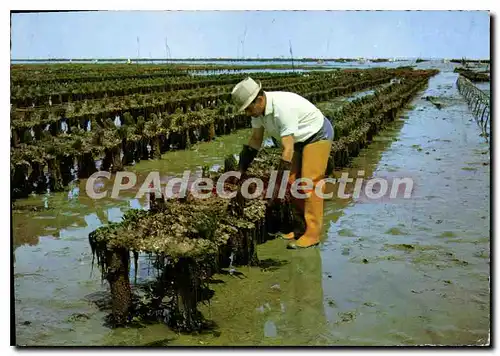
[294,117,334,153]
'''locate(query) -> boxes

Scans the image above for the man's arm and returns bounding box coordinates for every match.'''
[274,107,297,162]
[248,127,264,150]
[237,127,264,175]
[281,135,294,162]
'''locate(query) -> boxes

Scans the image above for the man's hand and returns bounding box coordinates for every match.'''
[281,135,294,162]
[238,145,259,174]
[276,159,292,174]
[269,158,292,205]
[235,177,246,210]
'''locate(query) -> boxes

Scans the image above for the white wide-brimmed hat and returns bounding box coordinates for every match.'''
[231,77,262,112]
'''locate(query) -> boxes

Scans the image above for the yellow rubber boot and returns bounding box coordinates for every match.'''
[287,190,323,248]
[288,140,332,249]
[280,231,296,240]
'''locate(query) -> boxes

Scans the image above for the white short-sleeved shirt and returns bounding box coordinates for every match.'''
[250,91,324,143]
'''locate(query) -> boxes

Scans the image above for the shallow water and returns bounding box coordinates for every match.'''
[319,70,490,345]
[13,64,490,346]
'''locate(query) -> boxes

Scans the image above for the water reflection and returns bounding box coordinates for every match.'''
[84,213,103,230]
[106,207,124,223]
[129,199,143,210]
[67,187,79,200]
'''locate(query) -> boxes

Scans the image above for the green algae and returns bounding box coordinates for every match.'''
[439,231,457,238]
[385,227,409,236]
[338,228,356,237]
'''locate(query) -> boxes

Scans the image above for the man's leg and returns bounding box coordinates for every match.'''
[287,140,332,249]
[279,150,304,240]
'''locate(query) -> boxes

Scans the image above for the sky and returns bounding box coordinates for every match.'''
[10,10,490,59]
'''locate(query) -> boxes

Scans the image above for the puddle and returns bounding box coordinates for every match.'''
[264,320,278,338]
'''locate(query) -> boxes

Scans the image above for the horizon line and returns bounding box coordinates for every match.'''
[10,56,490,61]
